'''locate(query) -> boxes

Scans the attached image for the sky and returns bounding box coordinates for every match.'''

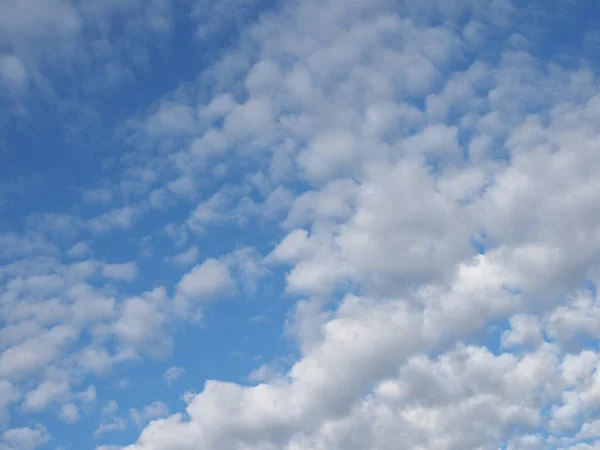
[1,0,600,449]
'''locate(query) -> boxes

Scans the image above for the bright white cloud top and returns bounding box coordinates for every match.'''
[1,0,600,449]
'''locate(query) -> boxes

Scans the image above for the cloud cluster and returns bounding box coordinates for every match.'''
[1,0,600,449]
[107,0,600,449]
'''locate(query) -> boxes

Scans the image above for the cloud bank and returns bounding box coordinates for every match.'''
[1,0,600,449]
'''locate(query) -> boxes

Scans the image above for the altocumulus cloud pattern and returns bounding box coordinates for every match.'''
[1,0,600,449]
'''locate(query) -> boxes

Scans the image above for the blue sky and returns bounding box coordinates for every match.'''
[2,1,600,449]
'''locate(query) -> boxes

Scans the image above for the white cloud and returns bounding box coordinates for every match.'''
[76,346,113,375]
[102,0,600,449]
[102,262,138,282]
[67,242,91,259]
[94,417,127,437]
[0,0,81,42]
[113,288,172,358]
[185,192,229,233]
[0,54,28,89]
[176,258,234,304]
[1,425,50,450]
[22,371,70,412]
[166,246,200,266]
[163,366,185,385]
[0,325,78,381]
[83,188,113,204]
[144,103,196,135]
[102,400,119,416]
[2,0,600,449]
[0,381,19,426]
[501,314,544,349]
[88,207,139,233]
[59,403,80,424]
[130,401,169,427]
[78,385,97,404]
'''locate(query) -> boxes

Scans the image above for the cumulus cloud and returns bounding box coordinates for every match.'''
[88,207,139,233]
[0,54,28,90]
[59,403,80,424]
[101,400,119,416]
[2,0,600,449]
[67,242,92,259]
[130,401,170,427]
[163,366,185,386]
[1,425,50,450]
[176,258,234,305]
[0,381,19,426]
[165,246,200,266]
[102,262,138,282]
[94,417,127,437]
[98,0,600,449]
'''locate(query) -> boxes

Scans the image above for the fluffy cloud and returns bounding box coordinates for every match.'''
[163,367,185,386]
[0,425,50,450]
[2,0,600,449]
[102,262,138,282]
[105,0,600,449]
[175,257,235,312]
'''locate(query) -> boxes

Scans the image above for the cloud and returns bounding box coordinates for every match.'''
[176,258,234,303]
[102,400,119,416]
[83,188,113,204]
[67,242,92,259]
[0,54,28,90]
[0,326,78,382]
[163,367,185,386]
[59,403,81,424]
[113,288,172,358]
[1,425,50,450]
[0,0,81,43]
[94,417,127,437]
[102,262,138,282]
[165,246,200,266]
[21,370,71,412]
[97,0,600,449]
[130,401,170,427]
[0,381,19,426]
[2,0,600,449]
[75,346,113,375]
[88,207,139,233]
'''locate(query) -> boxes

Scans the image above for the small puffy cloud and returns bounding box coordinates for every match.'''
[163,366,185,385]
[1,425,50,450]
[77,385,97,404]
[185,193,228,233]
[83,188,113,204]
[88,206,138,233]
[0,54,27,89]
[22,373,70,412]
[94,417,127,437]
[67,242,91,259]
[176,258,234,302]
[0,381,19,425]
[501,314,544,349]
[144,103,196,135]
[102,400,119,416]
[166,246,200,266]
[76,346,112,375]
[0,326,77,381]
[59,403,80,424]
[117,379,132,390]
[102,262,138,282]
[130,401,169,426]
[113,288,172,358]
